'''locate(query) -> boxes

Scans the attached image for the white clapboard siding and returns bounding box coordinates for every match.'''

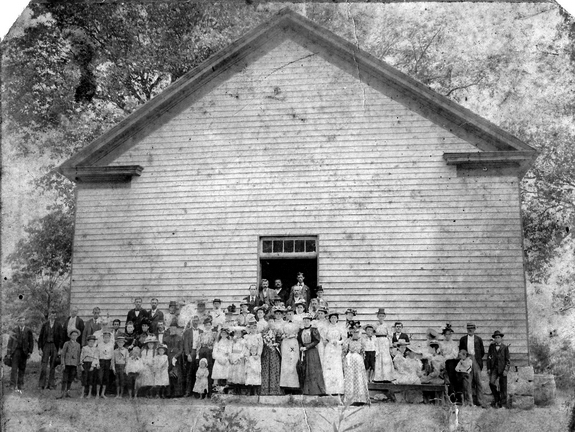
[70,38,529,364]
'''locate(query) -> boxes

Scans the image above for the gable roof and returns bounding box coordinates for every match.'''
[59,8,537,182]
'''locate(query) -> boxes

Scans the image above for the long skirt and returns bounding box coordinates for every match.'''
[245,355,262,386]
[373,337,394,381]
[260,345,282,395]
[228,359,245,384]
[343,352,369,404]
[280,338,300,388]
[302,347,326,395]
[323,342,344,394]
[212,358,229,381]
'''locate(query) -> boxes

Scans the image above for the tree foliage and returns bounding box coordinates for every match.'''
[4,208,74,331]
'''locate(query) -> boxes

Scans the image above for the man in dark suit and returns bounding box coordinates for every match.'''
[391,322,410,347]
[82,306,103,346]
[7,315,34,392]
[38,310,64,389]
[258,279,275,308]
[183,315,203,396]
[459,323,487,407]
[148,298,164,334]
[62,307,84,344]
[274,279,290,305]
[126,297,149,335]
[487,330,510,408]
[243,285,262,314]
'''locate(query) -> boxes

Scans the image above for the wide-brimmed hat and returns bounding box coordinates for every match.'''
[302,313,313,320]
[466,323,476,329]
[316,307,327,314]
[285,306,294,313]
[396,340,410,347]
[345,308,357,316]
[316,285,324,292]
[247,317,257,326]
[197,299,207,307]
[156,343,167,352]
[203,317,212,324]
[102,329,112,335]
[426,328,440,340]
[375,308,386,316]
[492,330,504,338]
[364,324,375,331]
[68,328,80,338]
[115,333,126,341]
[144,335,158,344]
[272,306,285,314]
[212,298,222,304]
[328,311,339,319]
[131,346,141,355]
[168,300,178,307]
[406,344,422,354]
[87,335,97,341]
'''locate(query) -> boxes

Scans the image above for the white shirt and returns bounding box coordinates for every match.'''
[191,328,200,350]
[67,316,77,335]
[467,334,475,356]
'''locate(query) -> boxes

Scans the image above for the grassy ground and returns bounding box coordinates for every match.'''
[1,362,572,432]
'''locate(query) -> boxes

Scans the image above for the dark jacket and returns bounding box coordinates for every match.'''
[459,335,486,370]
[297,327,320,350]
[126,308,150,334]
[165,332,184,362]
[391,332,410,345]
[39,320,64,350]
[7,326,34,356]
[62,316,85,344]
[183,326,203,358]
[243,296,262,314]
[147,308,164,334]
[487,343,510,374]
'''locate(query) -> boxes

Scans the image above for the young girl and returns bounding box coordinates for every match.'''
[228,328,247,394]
[373,308,394,382]
[211,327,232,387]
[139,335,158,397]
[243,317,263,395]
[293,300,306,328]
[323,311,345,395]
[343,325,370,405]
[154,344,169,398]
[125,347,143,398]
[193,358,209,399]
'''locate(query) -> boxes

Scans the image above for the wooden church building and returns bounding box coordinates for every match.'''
[60,9,537,364]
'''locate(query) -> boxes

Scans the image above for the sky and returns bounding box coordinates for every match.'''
[1,0,575,40]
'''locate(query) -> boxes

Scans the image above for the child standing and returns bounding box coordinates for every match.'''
[211,327,231,387]
[140,335,158,397]
[112,334,129,398]
[80,335,99,398]
[97,329,115,398]
[228,328,247,394]
[125,347,143,398]
[455,349,473,406]
[193,358,209,399]
[362,325,377,383]
[154,344,170,398]
[58,328,81,398]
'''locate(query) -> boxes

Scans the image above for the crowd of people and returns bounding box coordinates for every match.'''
[5,272,510,408]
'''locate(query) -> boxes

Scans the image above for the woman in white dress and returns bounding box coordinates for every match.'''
[322,311,345,395]
[228,327,247,393]
[280,307,300,391]
[438,324,459,399]
[211,327,232,386]
[139,335,158,397]
[373,308,394,382]
[254,307,269,333]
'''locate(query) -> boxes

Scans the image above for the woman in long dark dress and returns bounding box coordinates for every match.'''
[298,313,326,395]
[260,308,283,395]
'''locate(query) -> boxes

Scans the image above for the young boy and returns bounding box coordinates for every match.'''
[362,324,377,382]
[58,328,82,398]
[391,322,410,347]
[112,334,129,398]
[97,329,115,398]
[126,347,142,398]
[455,349,473,406]
[80,335,99,398]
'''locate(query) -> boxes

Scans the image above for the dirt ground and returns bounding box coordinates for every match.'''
[1,362,572,432]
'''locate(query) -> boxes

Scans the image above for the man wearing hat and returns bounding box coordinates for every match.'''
[126,297,150,335]
[164,301,179,335]
[183,316,203,396]
[148,298,164,334]
[210,298,226,329]
[58,328,82,398]
[38,309,64,390]
[487,330,510,408]
[459,323,486,407]
[165,318,184,397]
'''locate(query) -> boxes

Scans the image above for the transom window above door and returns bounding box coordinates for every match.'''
[260,236,318,258]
